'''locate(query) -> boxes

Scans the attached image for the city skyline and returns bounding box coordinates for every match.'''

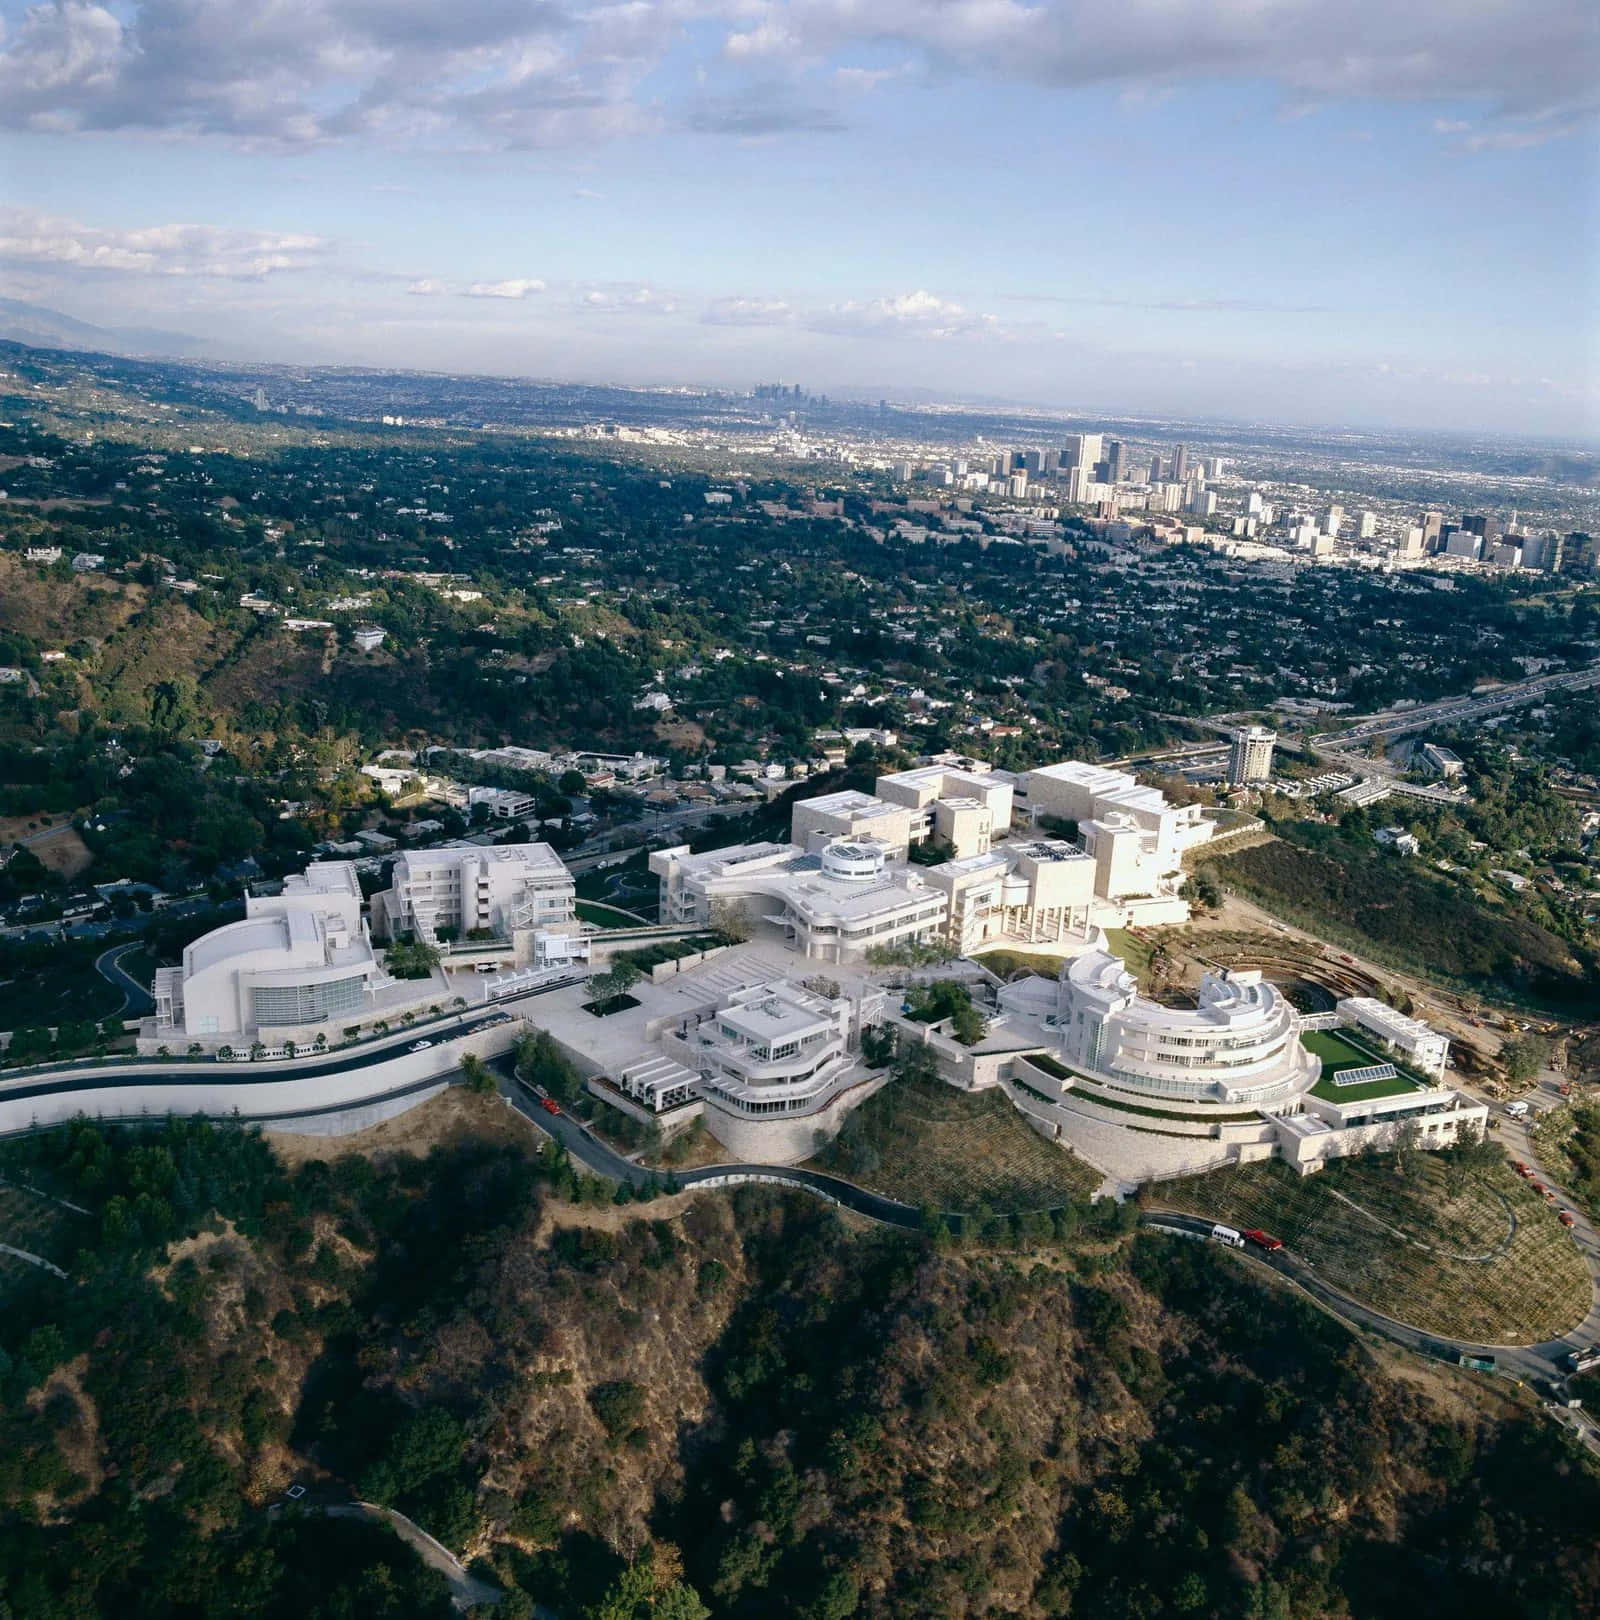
[1,0,1596,437]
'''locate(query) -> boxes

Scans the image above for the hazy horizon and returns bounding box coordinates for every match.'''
[2,0,1596,438]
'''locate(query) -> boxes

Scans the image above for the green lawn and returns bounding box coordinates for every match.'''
[1301,1029,1381,1070]
[1102,927,1156,986]
[974,947,1069,981]
[1310,1072,1421,1103]
[1301,1028,1422,1103]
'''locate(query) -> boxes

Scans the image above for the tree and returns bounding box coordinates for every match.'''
[516,1029,583,1104]
[1182,868,1223,911]
[586,1547,709,1620]
[1500,1034,1551,1084]
[559,769,588,796]
[459,1054,496,1095]
[1391,1118,1423,1177]
[386,937,442,979]
[592,958,643,1002]
[708,896,752,943]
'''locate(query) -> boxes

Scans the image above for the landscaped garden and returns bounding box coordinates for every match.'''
[1302,1028,1424,1103]
[812,1065,1102,1212]
[1154,1150,1591,1343]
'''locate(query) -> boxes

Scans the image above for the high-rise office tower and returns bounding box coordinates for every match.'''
[1105,441,1126,483]
[1421,511,1443,549]
[1063,432,1103,475]
[1324,505,1344,537]
[1149,455,1163,483]
[1358,511,1377,539]
[1228,726,1277,786]
[1170,444,1188,482]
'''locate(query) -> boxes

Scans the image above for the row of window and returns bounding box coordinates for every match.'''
[251,973,367,1027]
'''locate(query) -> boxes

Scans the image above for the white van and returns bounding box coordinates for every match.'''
[1504,1101,1530,1119]
[1211,1223,1245,1249]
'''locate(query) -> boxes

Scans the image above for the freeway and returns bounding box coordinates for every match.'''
[1313,664,1600,751]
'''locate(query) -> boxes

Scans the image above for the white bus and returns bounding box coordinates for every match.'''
[1211,1223,1245,1249]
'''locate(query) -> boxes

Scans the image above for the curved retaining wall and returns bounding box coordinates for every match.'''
[701,1072,891,1165]
[0,1024,517,1138]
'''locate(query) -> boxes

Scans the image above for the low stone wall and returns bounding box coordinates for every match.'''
[646,944,735,982]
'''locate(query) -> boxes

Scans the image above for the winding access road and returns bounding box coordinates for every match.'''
[494,1058,1599,1419]
[93,941,156,1017]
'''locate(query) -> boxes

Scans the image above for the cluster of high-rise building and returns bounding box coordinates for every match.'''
[904,430,1227,514]
[1394,510,1593,573]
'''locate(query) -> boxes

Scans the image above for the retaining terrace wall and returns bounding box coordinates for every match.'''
[0,1023,518,1138]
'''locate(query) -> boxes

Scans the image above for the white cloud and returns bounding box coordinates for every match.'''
[808,289,999,340]
[579,284,677,312]
[406,278,446,294]
[0,0,1590,150]
[701,295,796,325]
[464,278,545,298]
[0,205,331,278]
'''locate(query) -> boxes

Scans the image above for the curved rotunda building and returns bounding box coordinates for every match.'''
[1052,949,1318,1108]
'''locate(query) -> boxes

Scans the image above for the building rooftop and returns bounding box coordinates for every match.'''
[186,915,296,978]
[398,842,571,876]
[721,982,834,1041]
[281,861,362,899]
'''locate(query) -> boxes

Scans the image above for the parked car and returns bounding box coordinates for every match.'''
[1559,1210,1577,1228]
[409,1039,433,1053]
[541,1097,561,1116]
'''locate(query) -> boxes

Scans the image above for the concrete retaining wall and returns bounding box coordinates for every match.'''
[0,1022,517,1139]
[702,1071,890,1165]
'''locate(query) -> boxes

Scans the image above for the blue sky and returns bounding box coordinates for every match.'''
[1,1,1595,436]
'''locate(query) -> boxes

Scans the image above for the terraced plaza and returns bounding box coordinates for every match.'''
[1156,1154,1591,1344]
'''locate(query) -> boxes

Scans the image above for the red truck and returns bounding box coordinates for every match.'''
[541,1098,561,1116]
[1242,1228,1284,1253]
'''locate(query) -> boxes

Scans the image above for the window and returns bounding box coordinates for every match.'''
[252,974,367,1026]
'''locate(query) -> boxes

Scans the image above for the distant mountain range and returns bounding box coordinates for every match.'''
[0,298,209,360]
